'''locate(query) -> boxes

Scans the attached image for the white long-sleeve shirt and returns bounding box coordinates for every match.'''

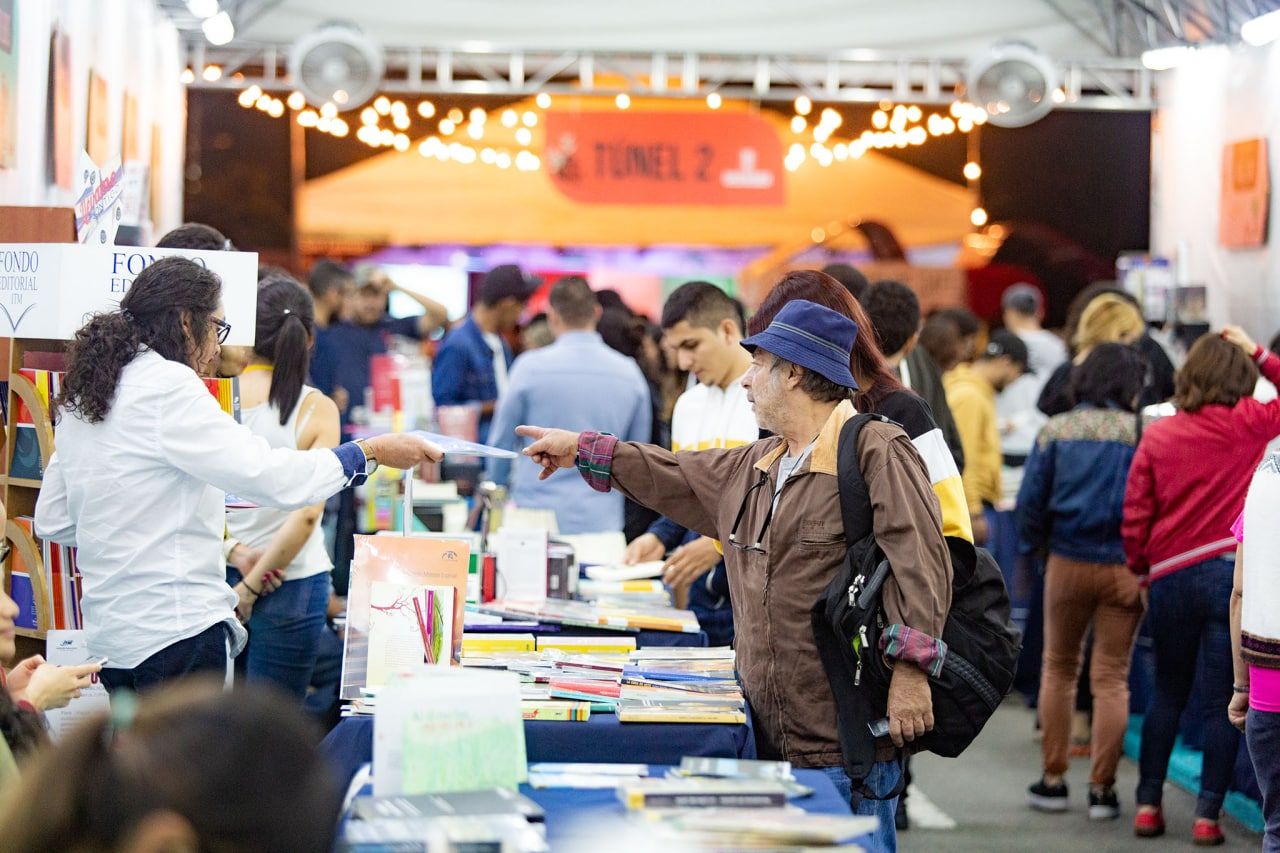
[35,350,354,668]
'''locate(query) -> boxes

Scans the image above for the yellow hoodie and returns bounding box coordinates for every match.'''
[943,364,1002,515]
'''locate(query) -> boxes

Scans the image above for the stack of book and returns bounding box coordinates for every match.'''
[341,789,548,853]
[479,598,700,634]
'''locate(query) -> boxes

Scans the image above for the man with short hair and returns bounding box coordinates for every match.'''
[1002,283,1067,376]
[487,277,651,534]
[314,268,448,424]
[622,282,757,646]
[822,262,870,301]
[945,330,1029,544]
[308,260,355,330]
[998,284,1064,465]
[862,281,965,472]
[433,264,538,443]
[516,300,952,852]
[156,222,232,251]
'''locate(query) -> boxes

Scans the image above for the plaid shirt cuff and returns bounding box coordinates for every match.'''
[879,623,948,678]
[576,432,618,493]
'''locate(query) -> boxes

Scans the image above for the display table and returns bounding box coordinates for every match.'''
[343,763,857,850]
[322,713,758,789]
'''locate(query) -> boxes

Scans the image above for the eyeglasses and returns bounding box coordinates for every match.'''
[726,470,776,554]
[212,317,232,344]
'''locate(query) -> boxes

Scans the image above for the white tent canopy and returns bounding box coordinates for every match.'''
[167,0,1261,59]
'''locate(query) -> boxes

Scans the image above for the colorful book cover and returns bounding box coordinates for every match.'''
[365,580,454,689]
[11,369,58,481]
[341,535,470,699]
[9,517,37,630]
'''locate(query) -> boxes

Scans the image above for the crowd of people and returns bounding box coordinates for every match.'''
[3,220,1280,852]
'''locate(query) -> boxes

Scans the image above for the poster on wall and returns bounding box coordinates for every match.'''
[86,71,111,165]
[148,124,162,226]
[46,28,73,189]
[122,92,139,162]
[1219,137,1269,249]
[0,0,17,170]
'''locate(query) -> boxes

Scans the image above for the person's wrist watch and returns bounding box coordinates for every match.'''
[355,438,379,476]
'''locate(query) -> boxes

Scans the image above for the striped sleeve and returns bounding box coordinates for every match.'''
[876,391,974,543]
[912,426,974,543]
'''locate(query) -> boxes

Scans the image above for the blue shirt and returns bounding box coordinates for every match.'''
[310,316,421,425]
[486,331,652,534]
[432,316,512,443]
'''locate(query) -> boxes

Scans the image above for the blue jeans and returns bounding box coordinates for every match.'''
[99,622,227,694]
[1137,557,1240,819]
[820,760,903,853]
[227,569,331,703]
[1248,708,1280,852]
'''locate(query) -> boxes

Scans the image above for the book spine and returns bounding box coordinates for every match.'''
[626,791,787,809]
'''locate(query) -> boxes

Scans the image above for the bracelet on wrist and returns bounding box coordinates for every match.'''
[1233,684,1250,694]
[241,580,262,597]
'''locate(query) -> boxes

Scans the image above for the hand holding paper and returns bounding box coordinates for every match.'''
[366,434,446,468]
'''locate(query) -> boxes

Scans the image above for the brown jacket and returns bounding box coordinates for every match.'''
[606,400,953,767]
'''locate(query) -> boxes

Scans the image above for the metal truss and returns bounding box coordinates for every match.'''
[1044,0,1280,55]
[182,41,1156,111]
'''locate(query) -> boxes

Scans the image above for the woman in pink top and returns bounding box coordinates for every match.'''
[1230,463,1280,852]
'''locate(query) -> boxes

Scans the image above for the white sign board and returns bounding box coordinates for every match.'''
[43,630,111,742]
[0,243,258,346]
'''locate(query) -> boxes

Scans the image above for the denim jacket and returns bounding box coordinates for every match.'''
[1016,404,1138,565]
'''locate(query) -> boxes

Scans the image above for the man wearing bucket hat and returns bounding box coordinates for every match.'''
[516,300,952,852]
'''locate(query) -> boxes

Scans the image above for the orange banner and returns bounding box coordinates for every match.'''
[544,110,784,206]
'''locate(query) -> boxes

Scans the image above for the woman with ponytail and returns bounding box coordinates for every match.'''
[34,257,444,693]
[223,274,341,700]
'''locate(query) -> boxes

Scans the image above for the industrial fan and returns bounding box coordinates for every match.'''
[966,41,1058,128]
[287,22,384,110]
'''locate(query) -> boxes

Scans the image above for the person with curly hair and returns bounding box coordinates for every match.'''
[33,257,444,694]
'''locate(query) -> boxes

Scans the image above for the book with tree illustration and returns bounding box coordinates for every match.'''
[365,580,455,687]
[341,535,470,699]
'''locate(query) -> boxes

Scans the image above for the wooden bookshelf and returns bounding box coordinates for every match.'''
[0,207,75,648]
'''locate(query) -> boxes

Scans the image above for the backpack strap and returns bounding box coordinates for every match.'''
[836,413,892,545]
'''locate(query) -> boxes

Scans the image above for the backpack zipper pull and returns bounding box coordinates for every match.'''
[854,625,869,686]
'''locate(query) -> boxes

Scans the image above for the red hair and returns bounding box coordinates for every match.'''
[749,270,905,412]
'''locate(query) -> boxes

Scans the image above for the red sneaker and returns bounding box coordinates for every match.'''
[1192,819,1225,847]
[1134,808,1165,838]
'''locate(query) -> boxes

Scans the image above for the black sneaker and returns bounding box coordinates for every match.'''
[895,797,909,831]
[1088,787,1120,821]
[1027,778,1070,812]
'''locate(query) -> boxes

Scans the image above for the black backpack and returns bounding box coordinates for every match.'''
[812,414,1022,783]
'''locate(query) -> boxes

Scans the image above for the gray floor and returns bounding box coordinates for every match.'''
[901,702,1262,852]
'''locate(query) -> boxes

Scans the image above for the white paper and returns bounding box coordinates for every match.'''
[43,630,111,742]
[584,561,666,582]
[494,527,548,601]
[559,531,627,566]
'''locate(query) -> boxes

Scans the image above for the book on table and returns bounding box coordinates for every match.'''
[617,778,789,810]
[351,788,545,823]
[615,699,747,724]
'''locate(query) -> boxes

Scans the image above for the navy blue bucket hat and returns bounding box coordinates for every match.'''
[741,299,860,390]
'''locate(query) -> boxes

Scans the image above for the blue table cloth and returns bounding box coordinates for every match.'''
[322,712,757,790]
[343,763,857,850]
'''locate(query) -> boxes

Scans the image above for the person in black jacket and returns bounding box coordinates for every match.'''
[863,280,966,473]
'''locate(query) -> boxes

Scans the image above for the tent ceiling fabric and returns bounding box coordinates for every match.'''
[231,0,1116,57]
[296,97,973,250]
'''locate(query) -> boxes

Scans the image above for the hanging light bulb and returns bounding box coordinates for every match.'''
[469,107,487,124]
[297,110,318,128]
[615,93,631,109]
[963,162,982,181]
[467,123,484,140]
[331,118,349,137]
[286,91,306,111]
[970,207,989,227]
[501,109,518,127]
[374,96,391,115]
[535,92,552,109]
[794,95,812,116]
[447,107,464,124]
[202,64,223,82]
[515,127,532,146]
[706,92,722,109]
[439,118,456,135]
[393,113,410,130]
[180,68,196,84]
[871,110,888,130]
[361,107,378,125]
[418,101,436,118]
[522,111,538,127]
[790,116,806,133]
